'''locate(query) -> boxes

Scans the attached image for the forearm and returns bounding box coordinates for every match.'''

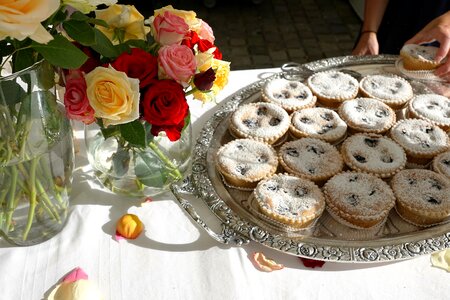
[361,0,390,32]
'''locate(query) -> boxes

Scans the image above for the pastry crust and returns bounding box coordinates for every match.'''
[391,169,450,226]
[278,138,344,184]
[216,139,278,190]
[323,171,396,228]
[229,102,290,145]
[340,133,406,178]
[253,173,325,228]
[400,44,444,70]
[338,97,396,134]
[408,94,450,131]
[307,71,359,108]
[359,74,413,109]
[289,107,347,144]
[261,78,316,112]
[389,119,449,164]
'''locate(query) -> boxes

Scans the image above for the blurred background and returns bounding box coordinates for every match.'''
[124,0,363,70]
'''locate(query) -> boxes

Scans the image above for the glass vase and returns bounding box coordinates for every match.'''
[0,60,74,246]
[85,121,192,197]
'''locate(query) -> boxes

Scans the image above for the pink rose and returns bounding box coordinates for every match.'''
[197,19,215,43]
[158,44,196,87]
[151,11,189,46]
[63,70,95,124]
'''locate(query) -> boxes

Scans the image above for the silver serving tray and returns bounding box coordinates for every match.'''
[171,55,450,263]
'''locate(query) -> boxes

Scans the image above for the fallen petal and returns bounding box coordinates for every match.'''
[47,268,103,300]
[63,267,88,283]
[47,280,103,300]
[299,257,325,268]
[431,249,450,272]
[116,214,144,239]
[252,252,284,272]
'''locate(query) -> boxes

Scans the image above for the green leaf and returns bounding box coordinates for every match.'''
[119,120,146,148]
[144,122,154,144]
[89,19,109,28]
[44,8,68,27]
[69,11,89,21]
[182,113,191,132]
[91,28,119,58]
[125,39,151,51]
[12,47,36,73]
[0,80,27,106]
[63,20,96,46]
[111,148,131,177]
[99,122,120,139]
[134,151,167,187]
[70,11,109,28]
[31,35,88,69]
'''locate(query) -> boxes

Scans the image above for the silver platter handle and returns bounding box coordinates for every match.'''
[170,176,250,246]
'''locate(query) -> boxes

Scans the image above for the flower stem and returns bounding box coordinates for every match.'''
[147,141,182,181]
[5,166,18,232]
[23,157,38,241]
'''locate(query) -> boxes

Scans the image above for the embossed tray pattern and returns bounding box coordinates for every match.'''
[172,55,450,263]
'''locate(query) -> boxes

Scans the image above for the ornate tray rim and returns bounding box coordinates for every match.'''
[175,55,450,263]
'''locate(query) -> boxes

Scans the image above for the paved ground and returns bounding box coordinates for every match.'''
[150,0,362,70]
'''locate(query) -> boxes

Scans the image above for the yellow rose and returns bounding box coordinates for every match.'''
[153,5,200,31]
[193,59,230,103]
[95,4,150,44]
[62,0,117,14]
[195,52,213,73]
[0,0,59,43]
[85,66,140,126]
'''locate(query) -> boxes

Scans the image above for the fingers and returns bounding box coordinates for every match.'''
[435,39,450,63]
[405,32,433,45]
[435,60,450,77]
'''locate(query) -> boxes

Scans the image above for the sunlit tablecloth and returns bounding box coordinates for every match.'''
[1,68,449,300]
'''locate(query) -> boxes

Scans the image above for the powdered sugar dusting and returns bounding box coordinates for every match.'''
[360,75,413,101]
[410,94,450,125]
[390,119,449,154]
[342,134,406,173]
[291,107,347,140]
[401,44,438,61]
[263,78,314,108]
[391,169,450,210]
[231,102,290,138]
[217,139,278,180]
[255,174,324,220]
[339,98,395,131]
[307,71,358,99]
[325,172,395,215]
[280,138,343,178]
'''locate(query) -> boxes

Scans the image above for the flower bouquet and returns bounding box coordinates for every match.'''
[0,0,229,244]
[62,4,230,196]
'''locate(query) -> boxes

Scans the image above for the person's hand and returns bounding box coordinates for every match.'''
[352,32,379,55]
[405,11,450,79]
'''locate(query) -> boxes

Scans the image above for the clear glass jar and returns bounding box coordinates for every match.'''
[85,121,192,197]
[0,60,74,246]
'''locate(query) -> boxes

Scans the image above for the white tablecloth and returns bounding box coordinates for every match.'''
[1,68,450,300]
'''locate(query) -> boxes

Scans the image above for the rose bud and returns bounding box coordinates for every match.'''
[193,68,216,91]
[116,214,144,239]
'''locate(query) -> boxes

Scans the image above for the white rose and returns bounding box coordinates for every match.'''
[0,0,59,43]
[62,0,117,14]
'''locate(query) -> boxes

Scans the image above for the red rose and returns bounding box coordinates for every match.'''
[63,70,95,125]
[197,39,223,60]
[111,48,158,89]
[142,80,189,141]
[193,67,216,91]
[182,31,200,49]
